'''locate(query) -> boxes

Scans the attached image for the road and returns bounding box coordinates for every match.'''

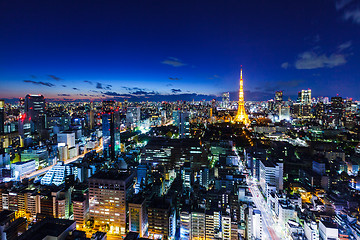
[21,143,103,180]
[234,147,283,240]
[247,179,282,240]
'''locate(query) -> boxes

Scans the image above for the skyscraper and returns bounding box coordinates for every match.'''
[275,91,283,102]
[222,92,230,109]
[173,110,190,138]
[298,89,311,105]
[102,100,121,160]
[0,99,4,134]
[89,171,135,235]
[25,94,46,132]
[297,89,312,118]
[234,67,250,124]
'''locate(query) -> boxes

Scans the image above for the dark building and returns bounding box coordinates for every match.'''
[18,218,76,240]
[25,94,46,132]
[0,100,4,134]
[140,138,206,169]
[102,100,121,160]
[329,96,344,127]
[147,198,176,239]
[0,210,26,240]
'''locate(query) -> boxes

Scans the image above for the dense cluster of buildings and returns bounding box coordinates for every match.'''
[0,87,359,239]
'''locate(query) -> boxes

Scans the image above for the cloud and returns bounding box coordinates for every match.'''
[338,41,352,51]
[336,0,360,24]
[344,8,360,23]
[73,88,80,91]
[96,82,112,90]
[58,94,71,96]
[30,75,37,79]
[84,80,93,85]
[168,77,182,81]
[166,83,173,87]
[281,62,289,69]
[23,80,55,87]
[171,89,182,93]
[162,57,186,67]
[132,90,157,95]
[48,75,62,81]
[103,91,123,97]
[336,0,353,10]
[62,85,67,87]
[295,51,347,69]
[121,87,157,95]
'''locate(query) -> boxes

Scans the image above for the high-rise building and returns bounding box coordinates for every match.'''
[25,94,46,132]
[102,101,121,160]
[173,111,190,138]
[73,193,89,229]
[259,159,283,196]
[222,92,230,109]
[126,107,141,128]
[329,96,344,126]
[296,89,312,118]
[0,100,4,135]
[247,206,263,240]
[234,67,250,124]
[89,171,134,236]
[298,90,311,105]
[147,198,176,239]
[275,91,283,102]
[128,197,147,237]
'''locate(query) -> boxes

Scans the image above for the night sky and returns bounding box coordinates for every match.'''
[1,0,360,101]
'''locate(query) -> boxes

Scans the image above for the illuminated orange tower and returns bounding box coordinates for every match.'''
[234,67,250,124]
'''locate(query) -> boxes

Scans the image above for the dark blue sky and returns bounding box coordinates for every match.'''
[1,0,360,101]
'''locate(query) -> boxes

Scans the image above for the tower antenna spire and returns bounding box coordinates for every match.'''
[234,66,250,125]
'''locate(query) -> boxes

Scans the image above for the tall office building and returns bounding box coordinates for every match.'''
[222,92,230,109]
[259,159,283,196]
[0,100,4,134]
[148,198,176,239]
[102,100,121,160]
[25,94,46,132]
[298,89,311,104]
[275,91,283,102]
[128,197,147,237]
[329,96,344,127]
[247,206,263,240]
[126,107,141,127]
[173,111,190,138]
[296,89,312,118]
[88,171,134,235]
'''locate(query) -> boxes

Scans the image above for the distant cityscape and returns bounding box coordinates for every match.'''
[0,67,360,240]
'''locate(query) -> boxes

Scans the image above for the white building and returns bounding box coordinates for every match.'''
[57,131,76,148]
[11,160,36,180]
[278,200,296,225]
[304,221,319,240]
[247,206,263,240]
[319,219,338,240]
[259,159,283,195]
[41,162,73,186]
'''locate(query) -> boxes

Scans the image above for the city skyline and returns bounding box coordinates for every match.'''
[1,0,360,101]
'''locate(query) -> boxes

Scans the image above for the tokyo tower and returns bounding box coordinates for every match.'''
[234,67,250,125]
